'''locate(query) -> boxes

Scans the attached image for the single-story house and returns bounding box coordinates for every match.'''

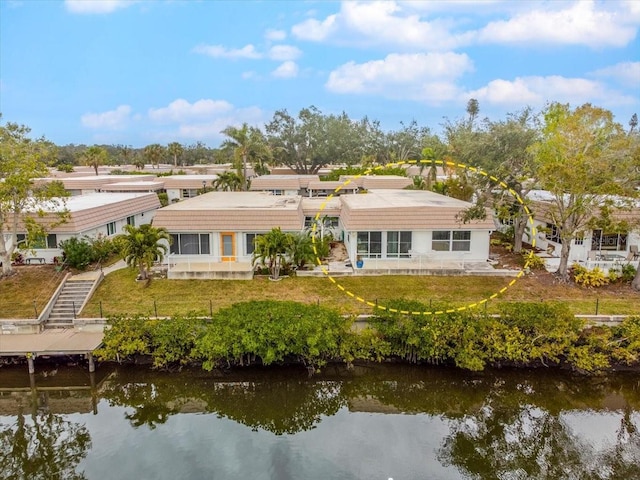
[307,180,359,197]
[162,175,219,203]
[339,190,494,269]
[35,175,157,196]
[101,180,166,193]
[152,189,494,278]
[524,190,640,265]
[152,192,305,279]
[13,192,160,264]
[249,175,319,196]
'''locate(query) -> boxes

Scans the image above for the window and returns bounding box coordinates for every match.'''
[357,231,382,258]
[245,233,261,255]
[107,222,116,235]
[181,188,199,198]
[305,216,339,229]
[545,223,561,244]
[591,230,627,251]
[387,231,412,258]
[15,233,57,249]
[432,230,471,252]
[452,231,471,251]
[574,236,584,246]
[126,215,135,226]
[169,233,211,255]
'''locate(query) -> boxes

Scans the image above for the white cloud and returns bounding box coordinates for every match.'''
[272,61,299,79]
[267,45,302,61]
[242,71,257,80]
[65,0,135,14]
[292,1,639,51]
[468,75,636,107]
[476,1,638,48]
[292,1,470,51]
[292,13,338,42]
[144,99,265,142]
[265,29,286,41]
[326,52,472,103]
[173,107,265,140]
[193,43,261,60]
[148,99,234,123]
[81,105,132,129]
[591,61,640,88]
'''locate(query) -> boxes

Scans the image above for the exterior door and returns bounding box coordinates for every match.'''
[220,232,235,261]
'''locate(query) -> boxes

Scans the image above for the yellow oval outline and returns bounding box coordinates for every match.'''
[310,159,538,315]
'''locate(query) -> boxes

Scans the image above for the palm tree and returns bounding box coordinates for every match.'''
[167,142,184,167]
[143,143,165,169]
[81,145,109,175]
[221,123,271,191]
[252,227,290,280]
[116,224,170,281]
[212,171,244,192]
[287,232,316,270]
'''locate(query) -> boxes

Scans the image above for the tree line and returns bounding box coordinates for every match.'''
[2,103,640,285]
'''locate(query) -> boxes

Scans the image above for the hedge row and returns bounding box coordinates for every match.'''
[96,300,640,373]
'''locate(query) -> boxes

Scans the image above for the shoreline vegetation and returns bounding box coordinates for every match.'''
[96,300,640,375]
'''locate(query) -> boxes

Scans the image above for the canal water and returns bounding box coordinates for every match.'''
[1,363,638,480]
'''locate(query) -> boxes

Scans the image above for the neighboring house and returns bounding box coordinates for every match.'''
[14,192,161,264]
[162,175,219,202]
[249,175,319,196]
[524,190,640,264]
[340,190,494,269]
[36,175,157,196]
[307,180,358,197]
[101,180,166,193]
[152,189,494,278]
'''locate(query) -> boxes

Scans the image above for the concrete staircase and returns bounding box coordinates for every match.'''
[45,279,96,328]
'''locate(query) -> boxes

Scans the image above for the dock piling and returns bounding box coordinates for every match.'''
[87,352,95,373]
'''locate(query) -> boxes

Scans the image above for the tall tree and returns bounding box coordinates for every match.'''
[530,103,638,281]
[221,123,270,190]
[117,144,134,166]
[471,108,540,253]
[143,143,165,169]
[0,119,68,276]
[81,145,109,175]
[116,224,170,281]
[167,142,184,167]
[265,106,366,174]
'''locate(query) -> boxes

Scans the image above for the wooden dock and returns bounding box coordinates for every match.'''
[0,329,104,373]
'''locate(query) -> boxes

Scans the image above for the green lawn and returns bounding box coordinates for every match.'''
[80,267,640,318]
[3,265,638,319]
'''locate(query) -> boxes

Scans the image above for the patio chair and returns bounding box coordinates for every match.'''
[631,245,639,260]
[587,251,598,261]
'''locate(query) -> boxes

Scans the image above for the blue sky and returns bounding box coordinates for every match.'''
[1,0,639,147]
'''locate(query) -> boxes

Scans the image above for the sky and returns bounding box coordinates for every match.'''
[1,0,639,148]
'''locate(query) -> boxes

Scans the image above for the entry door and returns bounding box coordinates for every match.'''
[220,232,235,261]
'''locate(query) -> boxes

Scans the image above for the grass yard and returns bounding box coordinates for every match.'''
[0,265,66,318]
[2,264,638,319]
[81,267,640,318]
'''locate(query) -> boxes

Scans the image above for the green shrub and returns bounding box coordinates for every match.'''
[59,237,95,270]
[620,264,637,283]
[157,192,169,207]
[523,250,546,270]
[573,265,609,288]
[56,163,74,172]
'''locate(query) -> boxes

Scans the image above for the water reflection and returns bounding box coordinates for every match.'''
[0,411,91,480]
[0,364,638,479]
[439,404,640,479]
